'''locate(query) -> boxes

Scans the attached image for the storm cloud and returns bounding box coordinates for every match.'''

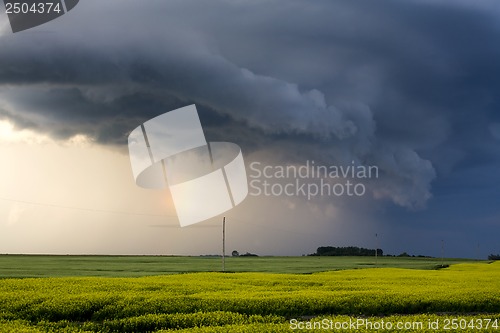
[1,0,500,215]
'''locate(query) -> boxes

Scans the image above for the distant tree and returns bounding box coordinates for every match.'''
[231,250,239,257]
[240,252,258,257]
[488,254,500,260]
[312,246,383,257]
[398,252,410,257]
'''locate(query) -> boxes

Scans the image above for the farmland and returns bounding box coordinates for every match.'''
[0,255,477,277]
[0,256,499,332]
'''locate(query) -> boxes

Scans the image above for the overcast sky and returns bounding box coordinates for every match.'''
[0,0,499,258]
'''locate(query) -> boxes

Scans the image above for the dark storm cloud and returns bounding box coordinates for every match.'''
[0,0,499,210]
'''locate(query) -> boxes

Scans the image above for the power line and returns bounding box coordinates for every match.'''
[0,196,176,218]
[0,196,340,235]
[148,224,219,228]
[226,215,330,237]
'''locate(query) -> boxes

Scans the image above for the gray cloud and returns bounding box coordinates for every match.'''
[1,0,499,212]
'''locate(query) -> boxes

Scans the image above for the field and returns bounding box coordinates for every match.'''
[0,256,499,332]
[0,255,477,277]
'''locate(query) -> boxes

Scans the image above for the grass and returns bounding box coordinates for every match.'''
[0,254,480,278]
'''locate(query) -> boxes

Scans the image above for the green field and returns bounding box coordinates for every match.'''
[0,256,499,332]
[0,255,478,278]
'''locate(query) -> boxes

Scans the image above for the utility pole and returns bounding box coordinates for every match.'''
[441,239,444,267]
[222,216,226,272]
[375,233,378,266]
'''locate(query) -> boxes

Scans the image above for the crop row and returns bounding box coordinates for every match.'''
[1,314,500,332]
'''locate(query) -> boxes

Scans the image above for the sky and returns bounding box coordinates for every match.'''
[0,0,499,258]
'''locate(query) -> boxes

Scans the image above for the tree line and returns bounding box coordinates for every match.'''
[310,246,383,257]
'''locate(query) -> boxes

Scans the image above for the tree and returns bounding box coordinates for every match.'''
[313,246,383,257]
[488,254,500,260]
[231,250,239,257]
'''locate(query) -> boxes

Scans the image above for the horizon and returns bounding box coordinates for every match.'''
[1,0,499,259]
